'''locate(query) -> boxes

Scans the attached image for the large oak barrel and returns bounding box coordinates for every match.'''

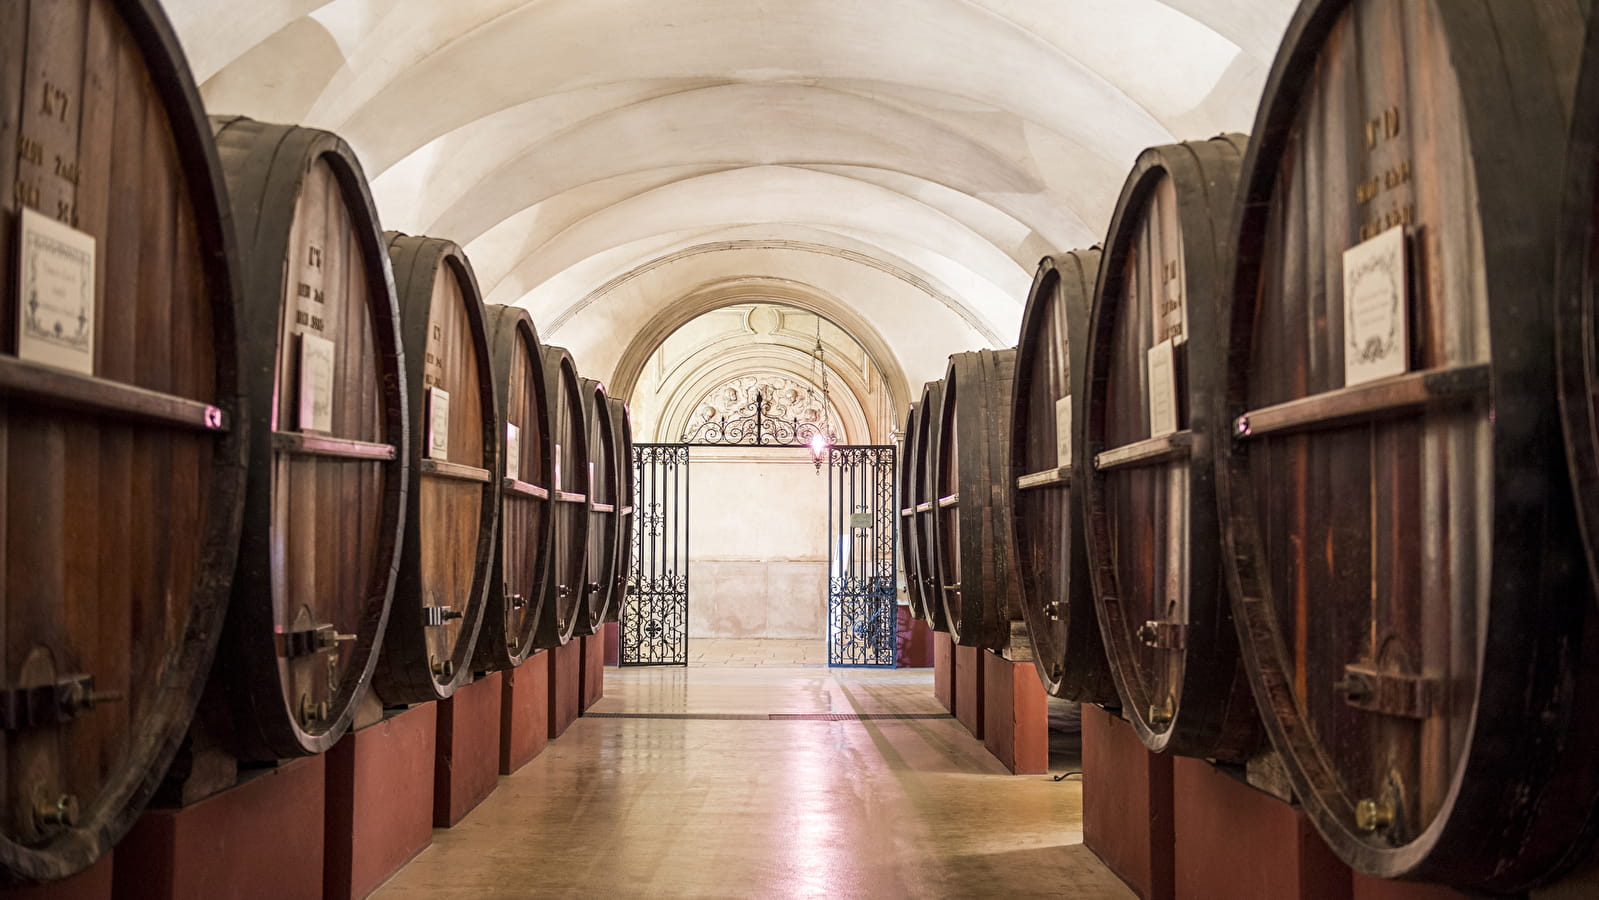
[896,401,925,621]
[575,377,621,635]
[1082,134,1258,761]
[606,396,634,624]
[910,380,948,631]
[932,349,1018,649]
[376,234,499,703]
[206,117,406,759]
[474,304,552,671]
[1009,252,1117,704]
[531,346,591,649]
[0,0,247,882]
[1219,1,1599,889]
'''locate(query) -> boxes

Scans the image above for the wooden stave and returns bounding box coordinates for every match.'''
[1009,252,1118,705]
[0,0,249,882]
[473,304,553,672]
[1082,134,1260,762]
[1218,1,1599,889]
[932,349,1019,650]
[911,380,949,631]
[205,117,407,760]
[375,233,499,704]
[605,396,633,625]
[530,346,591,650]
[896,401,926,622]
[574,377,621,636]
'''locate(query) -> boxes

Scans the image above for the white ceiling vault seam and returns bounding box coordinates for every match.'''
[168,0,1295,398]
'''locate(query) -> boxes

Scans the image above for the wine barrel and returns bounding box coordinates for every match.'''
[896,401,925,621]
[1561,12,1599,609]
[605,396,634,624]
[1219,1,1599,889]
[375,234,499,703]
[1009,252,1117,704]
[474,304,553,671]
[205,117,406,757]
[910,380,948,631]
[575,377,621,635]
[531,346,591,649]
[1082,134,1258,762]
[0,0,247,882]
[932,349,1018,649]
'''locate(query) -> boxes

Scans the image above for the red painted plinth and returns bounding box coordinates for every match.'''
[434,671,503,828]
[548,639,582,740]
[895,606,935,667]
[1350,873,1470,900]
[1173,756,1350,900]
[500,653,550,775]
[324,703,437,900]
[1083,704,1175,900]
[955,643,985,739]
[113,756,324,900]
[933,631,954,714]
[981,650,1048,774]
[6,854,111,900]
[580,633,605,712]
[604,621,619,666]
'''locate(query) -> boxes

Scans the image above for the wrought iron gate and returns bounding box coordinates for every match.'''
[623,444,690,665]
[827,445,897,667]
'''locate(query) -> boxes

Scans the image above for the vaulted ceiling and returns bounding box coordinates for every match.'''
[166,0,1297,396]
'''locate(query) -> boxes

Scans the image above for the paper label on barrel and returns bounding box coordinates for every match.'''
[16,207,96,374]
[506,422,521,481]
[1342,225,1408,386]
[1055,395,1072,468]
[298,332,335,432]
[1147,339,1178,437]
[428,387,450,461]
[553,444,561,490]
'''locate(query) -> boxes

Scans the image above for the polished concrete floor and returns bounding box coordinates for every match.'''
[375,640,1135,899]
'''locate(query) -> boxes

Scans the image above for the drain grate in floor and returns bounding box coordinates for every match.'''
[585,712,953,721]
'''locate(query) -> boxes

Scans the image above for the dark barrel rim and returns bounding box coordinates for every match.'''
[896,401,925,622]
[378,233,499,703]
[1009,251,1118,705]
[576,377,621,635]
[911,380,948,632]
[606,396,634,625]
[0,0,249,883]
[532,345,591,649]
[1217,0,1597,887]
[207,116,407,759]
[1081,134,1257,760]
[476,304,553,671]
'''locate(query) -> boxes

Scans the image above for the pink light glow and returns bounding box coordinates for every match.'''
[810,433,827,457]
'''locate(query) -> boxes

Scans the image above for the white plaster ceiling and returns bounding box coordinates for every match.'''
[168,0,1296,392]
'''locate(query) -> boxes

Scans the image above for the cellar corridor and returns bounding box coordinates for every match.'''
[372,647,1131,899]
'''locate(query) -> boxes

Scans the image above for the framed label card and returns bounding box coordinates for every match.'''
[1147,338,1179,437]
[17,207,96,374]
[1055,395,1073,468]
[427,386,450,461]
[506,422,521,481]
[297,332,335,432]
[1342,224,1409,386]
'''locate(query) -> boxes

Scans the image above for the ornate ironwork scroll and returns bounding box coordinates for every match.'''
[681,374,835,446]
[827,445,898,667]
[623,444,690,665]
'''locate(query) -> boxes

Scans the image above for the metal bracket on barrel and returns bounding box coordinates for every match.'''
[0,674,120,730]
[423,606,465,627]
[279,623,356,658]
[1138,619,1187,650]
[1335,663,1434,719]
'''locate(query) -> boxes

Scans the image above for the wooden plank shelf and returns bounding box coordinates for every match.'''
[937,493,960,509]
[0,354,228,432]
[553,490,588,504]
[590,502,615,514]
[273,432,396,460]
[1094,430,1191,472]
[418,459,492,483]
[1232,363,1489,440]
[502,476,549,499]
[1016,465,1071,491]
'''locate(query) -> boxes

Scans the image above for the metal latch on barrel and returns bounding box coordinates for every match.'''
[1,674,120,730]
[423,605,465,627]
[1335,663,1435,719]
[1138,620,1187,650]
[279,623,356,658]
